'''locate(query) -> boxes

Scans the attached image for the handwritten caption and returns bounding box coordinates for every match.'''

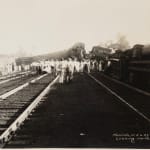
[112,133,150,143]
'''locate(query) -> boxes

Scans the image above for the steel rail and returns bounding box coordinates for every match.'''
[0,75,59,147]
[101,73,150,97]
[87,73,150,124]
[0,74,47,100]
[0,71,31,80]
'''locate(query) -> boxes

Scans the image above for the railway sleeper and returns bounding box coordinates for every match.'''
[0,109,19,113]
[0,119,13,125]
[0,101,28,105]
[1,103,26,106]
[6,139,31,146]
[0,106,24,109]
[0,75,57,146]
[0,116,16,120]
[5,99,31,103]
[0,114,17,118]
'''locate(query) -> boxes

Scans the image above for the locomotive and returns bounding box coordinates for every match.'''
[107,44,150,91]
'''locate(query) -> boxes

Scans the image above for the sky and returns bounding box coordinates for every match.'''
[0,0,150,56]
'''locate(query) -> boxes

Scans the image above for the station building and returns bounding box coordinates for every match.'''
[0,55,17,75]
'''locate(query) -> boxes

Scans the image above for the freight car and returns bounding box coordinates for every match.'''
[107,44,150,91]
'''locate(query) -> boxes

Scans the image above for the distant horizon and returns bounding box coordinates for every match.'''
[0,41,149,57]
[0,0,150,55]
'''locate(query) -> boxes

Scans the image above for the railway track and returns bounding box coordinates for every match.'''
[0,73,59,147]
[4,73,150,148]
[0,73,47,100]
[0,72,41,98]
[91,72,150,121]
[0,71,35,85]
[0,71,31,81]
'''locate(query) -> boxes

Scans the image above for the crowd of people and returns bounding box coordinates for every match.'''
[32,58,110,84]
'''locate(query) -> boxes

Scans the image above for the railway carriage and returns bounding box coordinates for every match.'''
[107,44,150,91]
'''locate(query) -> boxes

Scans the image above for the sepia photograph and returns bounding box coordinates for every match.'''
[0,0,150,149]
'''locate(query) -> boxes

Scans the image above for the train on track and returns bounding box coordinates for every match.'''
[106,44,150,90]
